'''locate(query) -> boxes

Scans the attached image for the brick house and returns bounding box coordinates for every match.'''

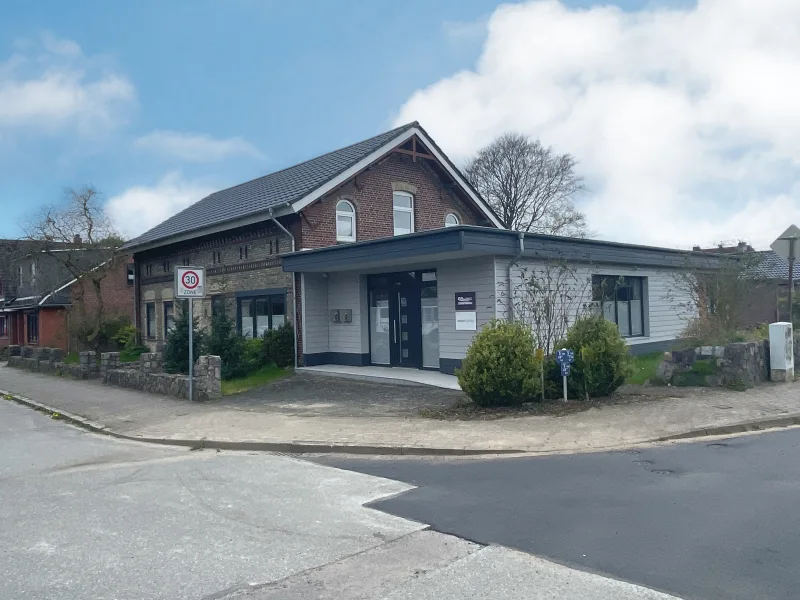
[123,123,501,360]
[0,245,135,353]
[125,122,707,373]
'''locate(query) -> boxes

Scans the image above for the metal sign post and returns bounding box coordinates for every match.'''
[175,266,206,402]
[555,348,575,402]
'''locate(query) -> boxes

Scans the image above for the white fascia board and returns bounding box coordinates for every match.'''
[291,127,505,229]
[38,258,112,306]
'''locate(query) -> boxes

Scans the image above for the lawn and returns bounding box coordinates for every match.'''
[120,346,147,362]
[627,352,664,385]
[221,365,290,395]
[63,352,79,364]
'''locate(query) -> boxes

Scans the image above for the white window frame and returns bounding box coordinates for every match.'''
[336,199,356,242]
[444,213,460,227]
[393,191,415,236]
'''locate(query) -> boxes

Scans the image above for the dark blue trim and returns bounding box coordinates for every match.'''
[281,225,723,273]
[303,352,371,367]
[439,358,462,375]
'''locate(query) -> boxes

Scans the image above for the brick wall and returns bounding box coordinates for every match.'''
[39,308,68,350]
[301,153,482,248]
[70,257,135,323]
[137,227,295,349]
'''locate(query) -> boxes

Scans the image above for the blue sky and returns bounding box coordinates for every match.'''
[2,0,797,249]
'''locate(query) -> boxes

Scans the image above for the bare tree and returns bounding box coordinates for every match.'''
[498,260,595,352]
[24,186,124,346]
[666,250,762,344]
[465,133,588,236]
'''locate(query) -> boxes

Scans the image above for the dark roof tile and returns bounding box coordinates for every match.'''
[125,122,418,249]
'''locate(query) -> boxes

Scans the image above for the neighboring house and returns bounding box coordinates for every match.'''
[125,121,710,374]
[694,243,793,325]
[0,246,134,352]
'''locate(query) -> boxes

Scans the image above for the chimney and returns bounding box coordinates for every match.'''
[692,245,701,251]
[737,241,748,253]
[73,234,82,244]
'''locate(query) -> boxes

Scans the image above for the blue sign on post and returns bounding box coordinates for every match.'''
[556,349,575,365]
[556,348,574,401]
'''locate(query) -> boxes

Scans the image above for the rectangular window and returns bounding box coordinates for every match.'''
[393,191,414,236]
[0,315,7,337]
[163,301,175,338]
[239,246,248,260]
[212,250,222,264]
[211,296,226,318]
[275,239,280,254]
[162,260,170,273]
[592,275,645,337]
[269,240,274,255]
[146,303,156,338]
[183,257,190,266]
[238,294,286,338]
[27,312,39,344]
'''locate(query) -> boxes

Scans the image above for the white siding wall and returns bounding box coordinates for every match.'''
[437,257,498,360]
[327,272,367,354]
[494,258,696,349]
[302,273,329,354]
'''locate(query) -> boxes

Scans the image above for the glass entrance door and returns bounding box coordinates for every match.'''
[368,271,438,369]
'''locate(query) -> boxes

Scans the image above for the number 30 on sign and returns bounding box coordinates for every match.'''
[175,266,206,298]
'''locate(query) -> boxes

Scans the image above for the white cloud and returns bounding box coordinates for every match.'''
[133,130,264,162]
[106,172,215,239]
[0,35,134,135]
[395,0,800,249]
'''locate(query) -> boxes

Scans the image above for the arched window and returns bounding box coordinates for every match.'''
[393,191,414,236]
[336,199,356,242]
[444,213,460,227]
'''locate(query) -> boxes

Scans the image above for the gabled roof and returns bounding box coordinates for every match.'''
[750,250,790,280]
[124,122,503,251]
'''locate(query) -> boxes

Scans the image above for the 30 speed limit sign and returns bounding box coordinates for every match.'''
[175,266,206,298]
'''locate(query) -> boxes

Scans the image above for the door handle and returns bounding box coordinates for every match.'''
[393,319,397,344]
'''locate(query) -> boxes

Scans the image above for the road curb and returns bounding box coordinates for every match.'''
[657,415,800,441]
[5,387,800,456]
[0,389,523,457]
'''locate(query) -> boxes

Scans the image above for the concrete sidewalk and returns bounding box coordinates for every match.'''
[2,362,800,454]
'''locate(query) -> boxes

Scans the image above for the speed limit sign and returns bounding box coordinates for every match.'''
[175,266,206,298]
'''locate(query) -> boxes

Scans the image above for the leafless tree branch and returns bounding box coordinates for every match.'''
[465,133,588,236]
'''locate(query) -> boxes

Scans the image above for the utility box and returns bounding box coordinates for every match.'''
[769,322,794,382]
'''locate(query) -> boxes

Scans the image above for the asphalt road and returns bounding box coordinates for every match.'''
[0,400,421,599]
[0,398,679,599]
[320,429,800,600]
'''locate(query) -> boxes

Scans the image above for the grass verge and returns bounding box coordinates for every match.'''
[627,352,664,385]
[63,352,79,365]
[221,365,290,395]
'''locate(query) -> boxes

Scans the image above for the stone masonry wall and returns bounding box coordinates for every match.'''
[7,347,221,400]
[101,352,222,401]
[656,341,769,390]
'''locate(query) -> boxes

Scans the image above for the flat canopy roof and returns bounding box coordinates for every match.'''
[281,226,722,273]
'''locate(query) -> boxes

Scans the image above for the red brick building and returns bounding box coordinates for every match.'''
[0,255,135,353]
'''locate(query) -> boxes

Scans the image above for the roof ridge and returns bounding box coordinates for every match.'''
[204,121,418,201]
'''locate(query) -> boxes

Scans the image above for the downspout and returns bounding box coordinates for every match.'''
[507,232,525,321]
[133,256,141,346]
[269,208,299,369]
